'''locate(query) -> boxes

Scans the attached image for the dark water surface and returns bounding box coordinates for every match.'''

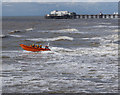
[2,16,118,93]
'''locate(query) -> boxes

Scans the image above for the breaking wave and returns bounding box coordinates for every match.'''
[9,34,25,38]
[113,29,119,32]
[37,28,80,33]
[9,28,33,34]
[9,30,21,34]
[99,23,111,25]
[26,36,74,42]
[0,34,6,38]
[82,37,101,40]
[92,25,118,28]
[25,28,33,31]
[58,28,79,32]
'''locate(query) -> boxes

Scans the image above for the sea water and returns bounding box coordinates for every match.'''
[2,16,118,93]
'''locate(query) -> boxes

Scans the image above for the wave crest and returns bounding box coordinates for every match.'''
[9,35,24,38]
[25,28,33,31]
[0,34,6,38]
[27,36,74,42]
[9,30,21,34]
[59,28,78,32]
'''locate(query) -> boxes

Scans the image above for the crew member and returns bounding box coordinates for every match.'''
[40,44,42,48]
[45,46,49,49]
[32,44,35,47]
[36,44,39,48]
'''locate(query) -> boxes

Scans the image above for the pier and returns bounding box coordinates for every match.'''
[75,14,119,19]
[45,10,119,19]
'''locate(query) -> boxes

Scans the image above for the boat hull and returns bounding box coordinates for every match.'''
[20,44,51,52]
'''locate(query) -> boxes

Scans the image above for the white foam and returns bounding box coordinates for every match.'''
[25,28,33,31]
[37,29,89,34]
[59,28,79,32]
[37,28,82,34]
[18,61,29,64]
[99,23,111,25]
[113,29,119,32]
[9,30,21,34]
[40,50,56,54]
[82,37,101,40]
[27,36,74,42]
[51,46,73,51]
[51,34,118,56]
[2,50,23,53]
[22,50,32,53]
[0,34,6,38]
[9,34,24,38]
[93,25,118,28]
[38,46,75,55]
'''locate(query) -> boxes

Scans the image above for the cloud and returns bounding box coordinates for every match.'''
[87,0,119,1]
[2,0,120,2]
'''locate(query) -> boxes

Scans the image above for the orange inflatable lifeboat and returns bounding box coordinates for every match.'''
[20,44,51,52]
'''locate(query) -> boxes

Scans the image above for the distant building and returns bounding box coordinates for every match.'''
[99,12,103,15]
[45,10,76,19]
[113,12,118,14]
[50,10,71,16]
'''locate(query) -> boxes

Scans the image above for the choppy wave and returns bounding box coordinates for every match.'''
[0,34,6,38]
[26,36,74,42]
[25,28,33,31]
[8,28,33,34]
[99,23,111,25]
[92,25,118,28]
[2,18,118,93]
[58,28,79,32]
[9,30,21,34]
[2,50,23,53]
[37,28,84,34]
[113,29,119,32]
[82,37,101,40]
[51,46,74,52]
[9,34,24,38]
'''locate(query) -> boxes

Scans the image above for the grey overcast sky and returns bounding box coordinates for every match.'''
[2,2,118,16]
[2,0,120,2]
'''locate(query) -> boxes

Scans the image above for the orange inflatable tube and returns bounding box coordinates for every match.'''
[20,44,51,52]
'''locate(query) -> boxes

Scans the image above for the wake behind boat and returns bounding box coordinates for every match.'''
[20,44,51,52]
